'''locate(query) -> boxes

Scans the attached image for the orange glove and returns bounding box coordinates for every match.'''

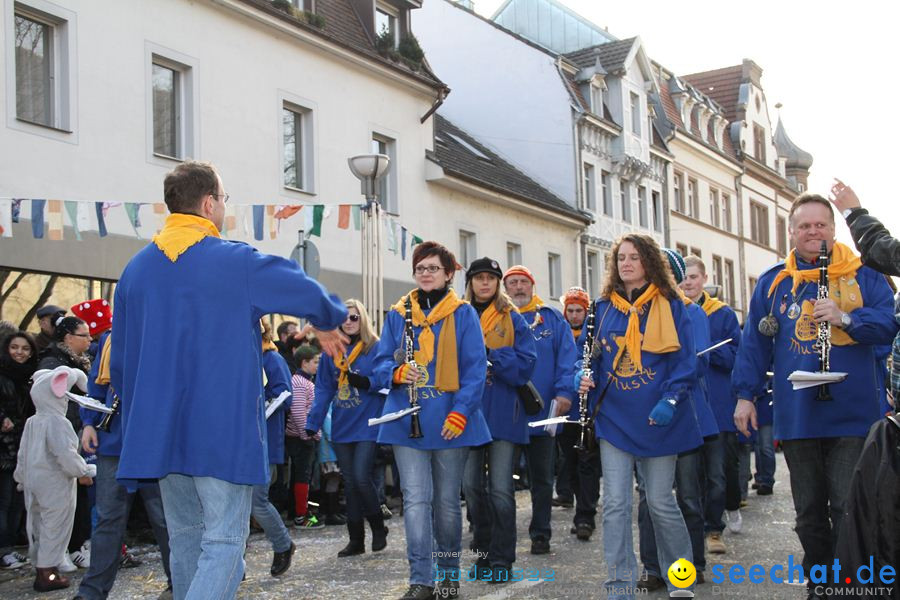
[393,364,412,385]
[443,411,467,436]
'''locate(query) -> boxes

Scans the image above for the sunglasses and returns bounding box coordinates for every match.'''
[346,314,360,322]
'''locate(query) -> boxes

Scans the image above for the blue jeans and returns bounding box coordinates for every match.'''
[0,470,24,553]
[638,448,705,573]
[158,474,251,600]
[703,434,726,533]
[393,445,468,587]
[781,437,865,574]
[332,441,380,522]
[78,455,171,599]
[754,424,776,487]
[524,435,555,541]
[600,439,692,600]
[251,466,292,553]
[462,440,516,568]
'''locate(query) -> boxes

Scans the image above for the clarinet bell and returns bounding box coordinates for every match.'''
[816,384,833,402]
[409,412,423,439]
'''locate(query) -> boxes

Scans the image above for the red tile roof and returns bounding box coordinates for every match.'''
[683,65,743,123]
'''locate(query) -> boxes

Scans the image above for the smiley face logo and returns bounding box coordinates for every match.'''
[667,558,696,588]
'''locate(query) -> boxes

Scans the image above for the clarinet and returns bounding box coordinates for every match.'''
[575,299,597,451]
[814,240,833,402]
[404,297,424,438]
[97,389,120,432]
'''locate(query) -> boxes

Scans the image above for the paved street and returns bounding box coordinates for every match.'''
[0,452,805,600]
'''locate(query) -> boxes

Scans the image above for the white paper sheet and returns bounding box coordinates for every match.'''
[787,370,848,390]
[368,405,421,427]
[265,390,291,419]
[66,392,113,414]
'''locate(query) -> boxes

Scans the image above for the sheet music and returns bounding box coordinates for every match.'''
[265,390,291,420]
[66,392,113,414]
[787,370,848,390]
[368,405,421,427]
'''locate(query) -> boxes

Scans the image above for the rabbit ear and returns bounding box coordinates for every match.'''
[51,370,70,397]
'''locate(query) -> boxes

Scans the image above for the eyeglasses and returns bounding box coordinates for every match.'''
[70,333,91,339]
[414,265,443,275]
[213,192,230,204]
[346,314,360,322]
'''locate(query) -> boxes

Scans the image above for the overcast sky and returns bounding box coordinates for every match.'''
[472,0,898,248]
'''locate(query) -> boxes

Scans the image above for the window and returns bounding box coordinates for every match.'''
[753,123,766,163]
[776,215,787,256]
[673,171,685,214]
[149,53,195,160]
[750,201,770,246]
[590,83,604,115]
[712,255,723,289]
[375,3,398,48]
[601,170,612,216]
[651,191,662,232]
[620,180,631,223]
[548,253,562,298]
[11,3,76,133]
[690,247,702,258]
[709,189,720,228]
[458,230,476,272]
[637,186,648,228]
[372,133,398,213]
[283,104,309,190]
[586,250,601,297]
[506,242,522,269]
[630,92,641,136]
[687,178,699,218]
[721,193,732,231]
[724,259,735,307]
[676,243,688,258]
[583,163,596,212]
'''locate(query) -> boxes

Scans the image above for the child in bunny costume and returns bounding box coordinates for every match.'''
[14,366,96,592]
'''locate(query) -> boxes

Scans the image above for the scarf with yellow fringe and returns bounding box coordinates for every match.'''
[95,334,112,385]
[480,303,515,349]
[334,342,365,389]
[766,242,863,345]
[391,289,465,392]
[609,284,681,374]
[152,213,220,262]
[699,292,728,317]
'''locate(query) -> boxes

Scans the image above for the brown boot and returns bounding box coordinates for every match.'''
[33,567,70,592]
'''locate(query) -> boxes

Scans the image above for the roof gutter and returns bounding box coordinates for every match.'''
[420,86,448,124]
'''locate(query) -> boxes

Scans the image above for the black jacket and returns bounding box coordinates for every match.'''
[37,344,88,432]
[834,414,900,599]
[0,360,36,471]
[846,209,900,277]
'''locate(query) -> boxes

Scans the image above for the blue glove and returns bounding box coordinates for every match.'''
[574,369,589,393]
[648,397,677,426]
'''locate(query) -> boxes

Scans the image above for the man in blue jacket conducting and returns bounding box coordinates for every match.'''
[733,193,898,600]
[110,161,348,600]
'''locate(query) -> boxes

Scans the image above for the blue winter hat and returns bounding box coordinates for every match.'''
[662,248,686,284]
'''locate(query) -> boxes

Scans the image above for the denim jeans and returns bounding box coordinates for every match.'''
[555,425,601,528]
[77,455,171,599]
[250,466,292,554]
[332,441,380,522]
[524,435,556,542]
[0,470,24,553]
[462,440,517,568]
[393,445,468,587]
[600,439,692,600]
[158,474,251,600]
[781,437,865,574]
[702,434,726,533]
[723,433,742,511]
[754,424,776,487]
[638,448,705,574]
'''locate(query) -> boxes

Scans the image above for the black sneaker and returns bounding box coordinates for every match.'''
[469,556,490,580]
[398,584,434,600]
[636,574,666,592]
[270,542,295,577]
[757,485,773,496]
[575,523,593,541]
[530,537,550,555]
[551,496,574,508]
[433,579,460,598]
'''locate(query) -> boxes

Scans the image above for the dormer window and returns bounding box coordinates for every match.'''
[376,2,399,48]
[630,92,641,136]
[589,79,606,117]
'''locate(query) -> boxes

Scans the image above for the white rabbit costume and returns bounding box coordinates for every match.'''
[13,366,96,568]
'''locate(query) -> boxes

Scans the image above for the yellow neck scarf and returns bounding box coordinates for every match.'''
[516,295,544,316]
[571,328,582,340]
[334,341,365,388]
[767,242,863,345]
[95,334,112,385]
[391,289,465,392]
[480,303,515,349]
[699,292,728,317]
[152,213,221,262]
[609,284,681,373]
[262,340,278,353]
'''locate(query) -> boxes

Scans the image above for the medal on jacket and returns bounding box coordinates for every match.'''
[787,303,801,320]
[338,384,351,401]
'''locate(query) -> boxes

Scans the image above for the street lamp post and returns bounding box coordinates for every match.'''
[348,154,391,331]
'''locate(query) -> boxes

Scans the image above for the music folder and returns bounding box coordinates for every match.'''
[265,391,291,419]
[66,392,113,414]
[787,370,848,390]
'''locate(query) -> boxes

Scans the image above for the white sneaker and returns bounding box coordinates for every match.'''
[71,542,91,569]
[0,552,27,569]
[58,553,77,573]
[726,509,743,534]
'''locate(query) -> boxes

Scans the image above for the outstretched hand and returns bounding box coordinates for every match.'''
[314,327,350,359]
[829,178,861,213]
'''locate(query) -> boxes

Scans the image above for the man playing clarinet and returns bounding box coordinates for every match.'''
[733,193,897,600]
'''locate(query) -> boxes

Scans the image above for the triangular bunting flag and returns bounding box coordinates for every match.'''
[252,205,264,241]
[47,200,64,240]
[266,205,276,239]
[401,227,408,260]
[95,202,107,237]
[337,205,350,230]
[31,199,46,239]
[124,203,142,238]
[310,204,324,237]
[64,201,82,240]
[153,203,168,234]
[274,205,302,220]
[352,205,361,231]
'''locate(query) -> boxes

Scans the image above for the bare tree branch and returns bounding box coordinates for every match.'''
[18,275,58,331]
